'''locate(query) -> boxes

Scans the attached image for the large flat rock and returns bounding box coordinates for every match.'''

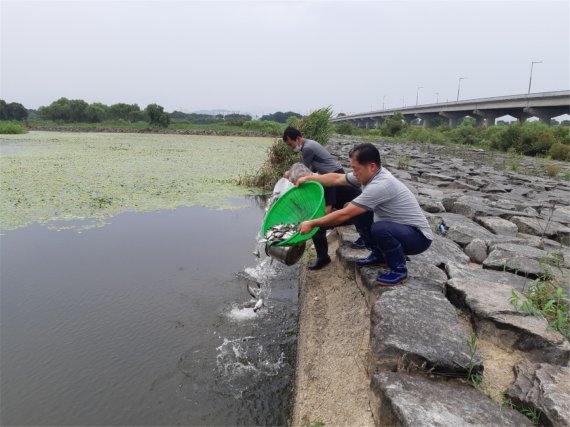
[370,288,482,376]
[370,372,533,427]
[446,262,531,291]
[476,216,519,236]
[506,363,570,427]
[483,243,549,278]
[409,235,470,267]
[511,216,570,245]
[446,277,570,365]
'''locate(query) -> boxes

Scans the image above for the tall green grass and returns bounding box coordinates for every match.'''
[0,120,27,134]
[240,108,334,190]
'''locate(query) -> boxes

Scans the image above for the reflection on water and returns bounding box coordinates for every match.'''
[0,198,297,426]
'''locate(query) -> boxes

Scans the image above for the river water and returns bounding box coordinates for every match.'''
[0,198,298,426]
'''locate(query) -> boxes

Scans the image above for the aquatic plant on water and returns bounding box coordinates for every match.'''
[0,132,272,231]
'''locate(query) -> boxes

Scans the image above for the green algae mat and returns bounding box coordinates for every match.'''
[0,131,273,231]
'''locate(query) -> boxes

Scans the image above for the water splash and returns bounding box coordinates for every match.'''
[215,337,286,399]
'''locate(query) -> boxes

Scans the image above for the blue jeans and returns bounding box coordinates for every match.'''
[355,216,432,272]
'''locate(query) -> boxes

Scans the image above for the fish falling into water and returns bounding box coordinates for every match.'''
[259,223,298,245]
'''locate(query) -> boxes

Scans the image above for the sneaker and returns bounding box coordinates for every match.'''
[376,270,408,286]
[356,253,387,267]
[350,237,366,249]
[308,256,331,270]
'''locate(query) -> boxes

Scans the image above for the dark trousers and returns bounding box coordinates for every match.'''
[312,210,373,260]
[356,216,432,272]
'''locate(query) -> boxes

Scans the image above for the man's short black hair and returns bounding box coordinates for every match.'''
[283,126,302,141]
[349,143,381,167]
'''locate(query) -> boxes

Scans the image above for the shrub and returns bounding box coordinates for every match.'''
[240,107,332,190]
[449,123,483,145]
[549,142,570,162]
[0,120,26,134]
[544,163,562,177]
[400,127,447,144]
[242,120,284,136]
[335,122,357,135]
[379,112,406,137]
[238,138,300,191]
[290,107,334,145]
[485,122,564,156]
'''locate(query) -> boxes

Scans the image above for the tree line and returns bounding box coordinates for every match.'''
[1,97,303,129]
[0,98,171,127]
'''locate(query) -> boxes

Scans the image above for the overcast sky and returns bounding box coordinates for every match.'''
[1,0,569,117]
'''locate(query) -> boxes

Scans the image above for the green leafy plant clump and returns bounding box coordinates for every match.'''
[510,276,570,340]
[240,107,334,190]
[0,120,27,134]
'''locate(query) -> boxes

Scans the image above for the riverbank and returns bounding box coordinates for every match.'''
[292,237,373,427]
[292,137,569,426]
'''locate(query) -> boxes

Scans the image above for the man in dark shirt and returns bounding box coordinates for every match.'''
[283,127,370,270]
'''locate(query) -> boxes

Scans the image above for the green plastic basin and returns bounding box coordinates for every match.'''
[262,181,325,246]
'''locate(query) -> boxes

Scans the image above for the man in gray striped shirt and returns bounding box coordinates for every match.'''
[297,143,432,286]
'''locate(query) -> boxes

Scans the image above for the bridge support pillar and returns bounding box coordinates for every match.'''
[439,112,465,128]
[473,110,499,127]
[416,113,439,128]
[508,111,532,123]
[403,115,414,125]
[524,107,570,125]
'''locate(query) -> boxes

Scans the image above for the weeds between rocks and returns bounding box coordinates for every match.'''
[502,397,544,426]
[510,276,570,340]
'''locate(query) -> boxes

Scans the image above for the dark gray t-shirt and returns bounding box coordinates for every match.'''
[301,139,343,174]
[346,168,433,240]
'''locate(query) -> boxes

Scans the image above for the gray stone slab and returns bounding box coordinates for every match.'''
[417,195,445,213]
[423,172,456,182]
[355,265,443,307]
[506,363,570,427]
[451,196,535,220]
[445,221,498,247]
[496,233,564,252]
[370,288,482,376]
[409,235,470,267]
[446,278,570,365]
[370,372,533,427]
[407,260,448,289]
[511,216,570,245]
[550,206,570,225]
[483,242,570,278]
[446,262,531,291]
[483,247,546,279]
[476,216,518,236]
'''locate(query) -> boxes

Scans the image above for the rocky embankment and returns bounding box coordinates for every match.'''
[320,137,570,426]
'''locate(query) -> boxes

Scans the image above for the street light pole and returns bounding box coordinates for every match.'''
[527,61,543,94]
[382,95,387,110]
[435,92,439,103]
[456,77,465,101]
[456,77,466,101]
[416,86,423,106]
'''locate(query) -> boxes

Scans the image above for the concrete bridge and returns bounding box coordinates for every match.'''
[331,90,570,128]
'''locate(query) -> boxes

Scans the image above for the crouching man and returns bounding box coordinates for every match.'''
[296,143,433,286]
